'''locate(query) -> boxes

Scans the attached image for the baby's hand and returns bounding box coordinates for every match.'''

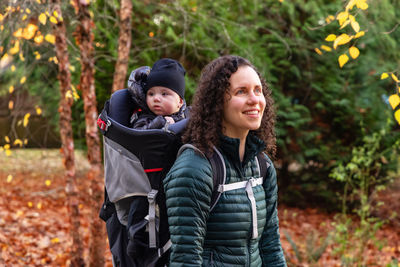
[165,116,175,124]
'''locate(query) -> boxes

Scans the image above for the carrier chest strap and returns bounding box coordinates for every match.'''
[217,177,263,239]
[147,189,158,248]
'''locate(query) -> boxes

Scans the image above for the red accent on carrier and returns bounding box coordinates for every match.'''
[144,168,163,173]
[97,118,107,131]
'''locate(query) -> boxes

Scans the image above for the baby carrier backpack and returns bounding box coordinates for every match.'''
[98,88,189,267]
[97,88,272,267]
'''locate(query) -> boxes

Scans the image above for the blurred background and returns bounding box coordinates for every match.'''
[0,0,399,266]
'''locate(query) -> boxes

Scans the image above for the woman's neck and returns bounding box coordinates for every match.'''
[238,138,246,162]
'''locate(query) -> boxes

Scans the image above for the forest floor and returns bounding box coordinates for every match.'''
[0,149,399,266]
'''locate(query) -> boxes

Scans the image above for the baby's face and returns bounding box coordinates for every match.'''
[146,86,183,116]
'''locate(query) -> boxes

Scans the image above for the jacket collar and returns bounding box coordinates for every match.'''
[218,134,265,167]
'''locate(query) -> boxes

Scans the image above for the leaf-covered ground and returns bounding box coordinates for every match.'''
[0,149,399,266]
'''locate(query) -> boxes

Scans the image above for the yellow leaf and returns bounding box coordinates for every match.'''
[45,11,50,16]
[34,51,41,60]
[37,202,42,209]
[5,149,11,156]
[5,136,10,143]
[354,31,364,38]
[351,21,360,32]
[27,202,33,207]
[339,19,351,29]
[9,85,14,93]
[11,65,15,71]
[19,52,25,61]
[23,23,38,39]
[380,73,389,80]
[8,100,14,110]
[388,94,400,109]
[325,34,336,42]
[38,13,47,25]
[4,144,10,150]
[348,15,356,22]
[20,76,26,84]
[23,113,30,127]
[338,54,349,68]
[336,11,349,25]
[349,46,360,59]
[391,73,399,83]
[356,0,368,10]
[22,14,27,21]
[333,34,353,49]
[13,28,23,38]
[45,179,51,186]
[49,16,57,24]
[65,90,73,99]
[314,48,323,55]
[34,34,44,44]
[14,139,23,147]
[9,40,20,55]
[16,210,23,217]
[325,15,335,24]
[24,139,28,145]
[69,65,75,72]
[53,11,59,18]
[346,0,356,10]
[0,13,3,22]
[51,237,60,243]
[394,110,400,125]
[36,0,41,3]
[36,106,42,115]
[320,45,332,52]
[6,175,13,183]
[45,34,55,44]
[25,8,31,14]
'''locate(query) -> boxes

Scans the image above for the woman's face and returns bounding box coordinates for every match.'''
[222,65,266,139]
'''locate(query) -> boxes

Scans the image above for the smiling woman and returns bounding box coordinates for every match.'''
[222,65,266,160]
[164,55,287,266]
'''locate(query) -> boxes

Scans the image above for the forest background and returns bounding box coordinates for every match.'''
[0,0,399,266]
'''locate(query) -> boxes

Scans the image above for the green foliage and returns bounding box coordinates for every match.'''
[329,120,399,266]
[1,0,399,207]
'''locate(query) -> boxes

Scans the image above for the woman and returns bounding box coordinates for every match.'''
[163,55,286,266]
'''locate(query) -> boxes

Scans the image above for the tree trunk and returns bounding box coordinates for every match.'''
[51,1,85,266]
[74,1,106,266]
[112,0,133,92]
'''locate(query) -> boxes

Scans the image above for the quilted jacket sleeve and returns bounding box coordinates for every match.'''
[259,155,287,267]
[163,148,214,267]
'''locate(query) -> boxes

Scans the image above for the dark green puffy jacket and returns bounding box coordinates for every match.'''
[164,135,287,267]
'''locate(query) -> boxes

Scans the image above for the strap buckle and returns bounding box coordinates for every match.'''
[97,117,111,131]
[147,189,158,203]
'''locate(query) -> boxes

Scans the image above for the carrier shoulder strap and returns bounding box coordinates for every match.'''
[177,144,270,212]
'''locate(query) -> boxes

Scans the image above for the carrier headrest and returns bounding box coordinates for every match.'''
[108,89,136,127]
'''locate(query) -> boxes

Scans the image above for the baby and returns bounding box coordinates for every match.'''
[128,58,187,130]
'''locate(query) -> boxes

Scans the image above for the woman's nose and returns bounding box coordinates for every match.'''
[247,91,258,104]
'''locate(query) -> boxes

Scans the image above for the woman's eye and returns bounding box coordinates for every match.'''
[236,89,245,94]
[148,92,154,96]
[255,87,262,94]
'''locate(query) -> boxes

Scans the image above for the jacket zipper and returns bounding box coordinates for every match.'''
[210,251,214,266]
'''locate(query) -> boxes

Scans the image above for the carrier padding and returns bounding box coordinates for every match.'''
[104,137,151,203]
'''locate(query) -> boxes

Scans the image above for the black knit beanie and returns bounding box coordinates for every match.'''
[145,58,186,99]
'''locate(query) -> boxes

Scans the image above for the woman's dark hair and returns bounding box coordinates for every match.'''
[183,55,276,157]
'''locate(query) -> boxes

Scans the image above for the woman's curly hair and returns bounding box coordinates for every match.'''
[183,55,276,157]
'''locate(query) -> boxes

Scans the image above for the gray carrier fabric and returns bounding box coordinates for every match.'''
[104,137,151,225]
